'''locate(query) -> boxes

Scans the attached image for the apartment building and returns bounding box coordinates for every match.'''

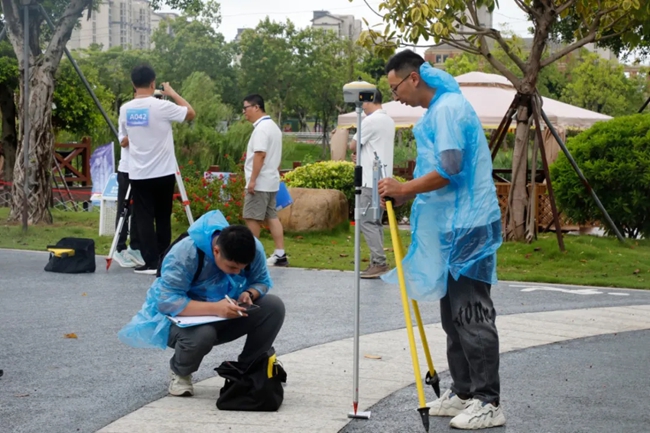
[68,0,177,51]
[311,10,362,41]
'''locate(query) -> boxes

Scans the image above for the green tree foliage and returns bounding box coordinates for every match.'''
[172,71,233,170]
[0,28,18,181]
[561,52,648,116]
[238,19,299,125]
[52,58,113,135]
[294,27,349,152]
[76,45,158,115]
[151,7,236,107]
[551,114,650,238]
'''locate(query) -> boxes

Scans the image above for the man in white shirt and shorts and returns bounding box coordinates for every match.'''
[349,90,395,278]
[118,65,195,274]
[241,94,288,267]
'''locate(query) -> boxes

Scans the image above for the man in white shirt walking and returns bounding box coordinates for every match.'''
[241,94,288,267]
[350,90,396,278]
[118,65,195,274]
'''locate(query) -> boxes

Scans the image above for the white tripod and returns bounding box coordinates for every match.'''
[106,162,194,270]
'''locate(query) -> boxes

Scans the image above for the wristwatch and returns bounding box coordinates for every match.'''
[245,289,256,300]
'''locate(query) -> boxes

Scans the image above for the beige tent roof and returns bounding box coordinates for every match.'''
[337,72,612,130]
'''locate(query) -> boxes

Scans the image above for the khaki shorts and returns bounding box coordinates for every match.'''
[243,191,278,221]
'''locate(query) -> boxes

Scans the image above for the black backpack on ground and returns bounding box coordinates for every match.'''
[215,350,287,412]
[44,237,96,274]
[156,231,205,282]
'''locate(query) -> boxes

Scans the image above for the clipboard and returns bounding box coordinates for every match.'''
[167,315,230,327]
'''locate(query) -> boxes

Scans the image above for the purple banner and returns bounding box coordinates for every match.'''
[90,142,115,198]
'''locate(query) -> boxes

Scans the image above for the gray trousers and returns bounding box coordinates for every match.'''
[167,294,285,376]
[440,274,500,403]
[360,187,386,266]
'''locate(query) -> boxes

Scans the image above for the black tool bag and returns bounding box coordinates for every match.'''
[44,237,96,274]
[215,350,287,411]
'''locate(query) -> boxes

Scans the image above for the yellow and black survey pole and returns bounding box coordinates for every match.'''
[385,196,440,432]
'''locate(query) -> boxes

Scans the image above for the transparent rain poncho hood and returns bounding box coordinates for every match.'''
[382,63,503,301]
[118,210,272,349]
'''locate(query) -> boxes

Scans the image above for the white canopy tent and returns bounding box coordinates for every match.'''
[336,72,612,130]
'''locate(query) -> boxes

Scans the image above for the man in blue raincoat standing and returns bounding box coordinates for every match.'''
[118,210,285,397]
[379,50,505,430]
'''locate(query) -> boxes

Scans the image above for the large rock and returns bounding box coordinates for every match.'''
[277,187,349,232]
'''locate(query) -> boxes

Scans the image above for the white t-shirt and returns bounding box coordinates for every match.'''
[244,116,283,192]
[353,108,396,187]
[118,97,188,180]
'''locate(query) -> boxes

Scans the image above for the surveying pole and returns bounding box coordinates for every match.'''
[342,79,380,420]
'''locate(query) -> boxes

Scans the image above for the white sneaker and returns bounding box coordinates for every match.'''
[113,250,136,268]
[168,371,194,397]
[449,399,506,430]
[125,247,145,266]
[266,253,289,267]
[428,389,471,417]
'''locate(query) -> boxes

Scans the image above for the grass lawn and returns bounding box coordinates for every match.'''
[281,142,324,169]
[1,208,648,289]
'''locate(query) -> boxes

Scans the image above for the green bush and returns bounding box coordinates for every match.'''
[551,114,650,238]
[283,161,356,203]
[283,161,413,222]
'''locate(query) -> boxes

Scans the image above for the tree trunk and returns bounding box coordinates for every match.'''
[276,100,283,128]
[506,104,530,241]
[0,83,17,182]
[9,63,55,224]
[321,114,330,159]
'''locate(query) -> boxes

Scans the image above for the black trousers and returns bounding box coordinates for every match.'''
[440,274,500,404]
[115,171,140,252]
[168,294,286,376]
[131,174,175,267]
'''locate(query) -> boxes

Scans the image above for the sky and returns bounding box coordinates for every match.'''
[160,0,533,45]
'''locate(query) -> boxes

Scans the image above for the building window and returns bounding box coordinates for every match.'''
[442,54,449,62]
[435,54,442,63]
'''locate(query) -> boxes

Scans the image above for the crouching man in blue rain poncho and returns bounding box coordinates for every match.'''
[379,50,505,430]
[118,210,285,397]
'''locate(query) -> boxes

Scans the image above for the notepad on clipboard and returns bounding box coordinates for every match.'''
[167,315,230,327]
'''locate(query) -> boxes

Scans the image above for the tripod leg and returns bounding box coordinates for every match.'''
[386,200,430,432]
[174,163,194,225]
[106,184,131,271]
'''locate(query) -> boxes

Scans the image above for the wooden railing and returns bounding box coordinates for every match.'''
[54,137,91,186]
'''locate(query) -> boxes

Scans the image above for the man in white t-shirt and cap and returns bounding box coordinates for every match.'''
[118,64,195,274]
[350,90,395,278]
[241,94,288,267]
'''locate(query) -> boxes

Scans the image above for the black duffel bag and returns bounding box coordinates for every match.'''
[44,237,96,274]
[215,350,287,412]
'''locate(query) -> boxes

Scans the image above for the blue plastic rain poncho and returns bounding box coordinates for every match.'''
[117,210,272,349]
[382,63,503,301]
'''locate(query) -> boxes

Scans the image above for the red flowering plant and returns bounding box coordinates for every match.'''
[172,155,246,225]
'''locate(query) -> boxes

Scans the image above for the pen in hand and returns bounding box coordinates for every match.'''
[224,295,243,317]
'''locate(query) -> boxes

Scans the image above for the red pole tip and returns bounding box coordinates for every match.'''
[353,402,358,415]
[105,258,112,271]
